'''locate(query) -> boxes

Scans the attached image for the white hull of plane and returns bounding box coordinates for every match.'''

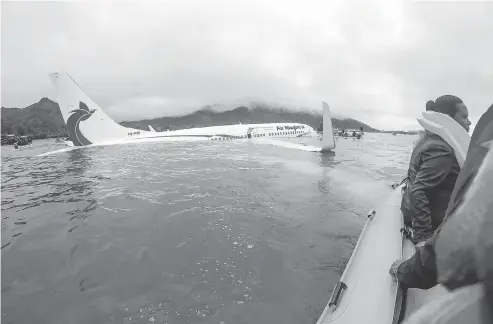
[41,72,336,155]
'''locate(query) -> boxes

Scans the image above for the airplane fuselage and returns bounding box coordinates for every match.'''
[49,72,333,152]
[121,122,314,142]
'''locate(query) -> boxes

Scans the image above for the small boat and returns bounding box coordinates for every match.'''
[16,136,33,146]
[334,129,363,139]
[53,136,73,146]
[316,111,470,324]
[1,134,17,145]
[64,140,74,147]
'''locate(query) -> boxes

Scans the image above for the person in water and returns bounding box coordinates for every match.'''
[392,104,493,323]
[401,95,471,245]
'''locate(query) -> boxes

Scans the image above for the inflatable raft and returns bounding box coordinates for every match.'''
[316,111,470,324]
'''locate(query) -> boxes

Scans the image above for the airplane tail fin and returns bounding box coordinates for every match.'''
[321,101,336,151]
[49,72,143,146]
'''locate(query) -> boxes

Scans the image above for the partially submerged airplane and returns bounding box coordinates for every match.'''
[40,72,336,156]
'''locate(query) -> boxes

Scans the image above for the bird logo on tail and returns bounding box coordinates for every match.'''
[66,101,96,146]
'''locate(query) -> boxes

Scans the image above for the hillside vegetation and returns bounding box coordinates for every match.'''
[1,98,378,139]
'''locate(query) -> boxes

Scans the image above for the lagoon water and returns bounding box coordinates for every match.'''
[1,133,415,324]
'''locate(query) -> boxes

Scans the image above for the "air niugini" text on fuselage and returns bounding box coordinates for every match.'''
[276,125,305,131]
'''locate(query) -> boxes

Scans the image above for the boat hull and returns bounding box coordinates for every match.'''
[316,184,447,324]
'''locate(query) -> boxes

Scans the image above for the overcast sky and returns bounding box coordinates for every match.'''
[2,0,492,130]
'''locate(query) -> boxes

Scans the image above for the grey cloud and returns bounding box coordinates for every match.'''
[1,1,491,130]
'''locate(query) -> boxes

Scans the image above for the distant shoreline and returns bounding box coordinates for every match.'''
[2,98,381,138]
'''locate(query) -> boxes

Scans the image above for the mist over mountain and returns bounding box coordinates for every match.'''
[1,98,378,139]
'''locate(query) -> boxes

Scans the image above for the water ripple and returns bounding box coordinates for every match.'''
[1,134,415,324]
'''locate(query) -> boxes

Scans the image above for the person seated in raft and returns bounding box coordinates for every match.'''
[391,104,492,288]
[400,95,471,246]
[390,104,493,323]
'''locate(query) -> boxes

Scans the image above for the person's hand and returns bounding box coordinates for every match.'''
[389,259,405,281]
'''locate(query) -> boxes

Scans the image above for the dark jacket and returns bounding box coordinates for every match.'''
[397,105,493,290]
[401,132,460,243]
